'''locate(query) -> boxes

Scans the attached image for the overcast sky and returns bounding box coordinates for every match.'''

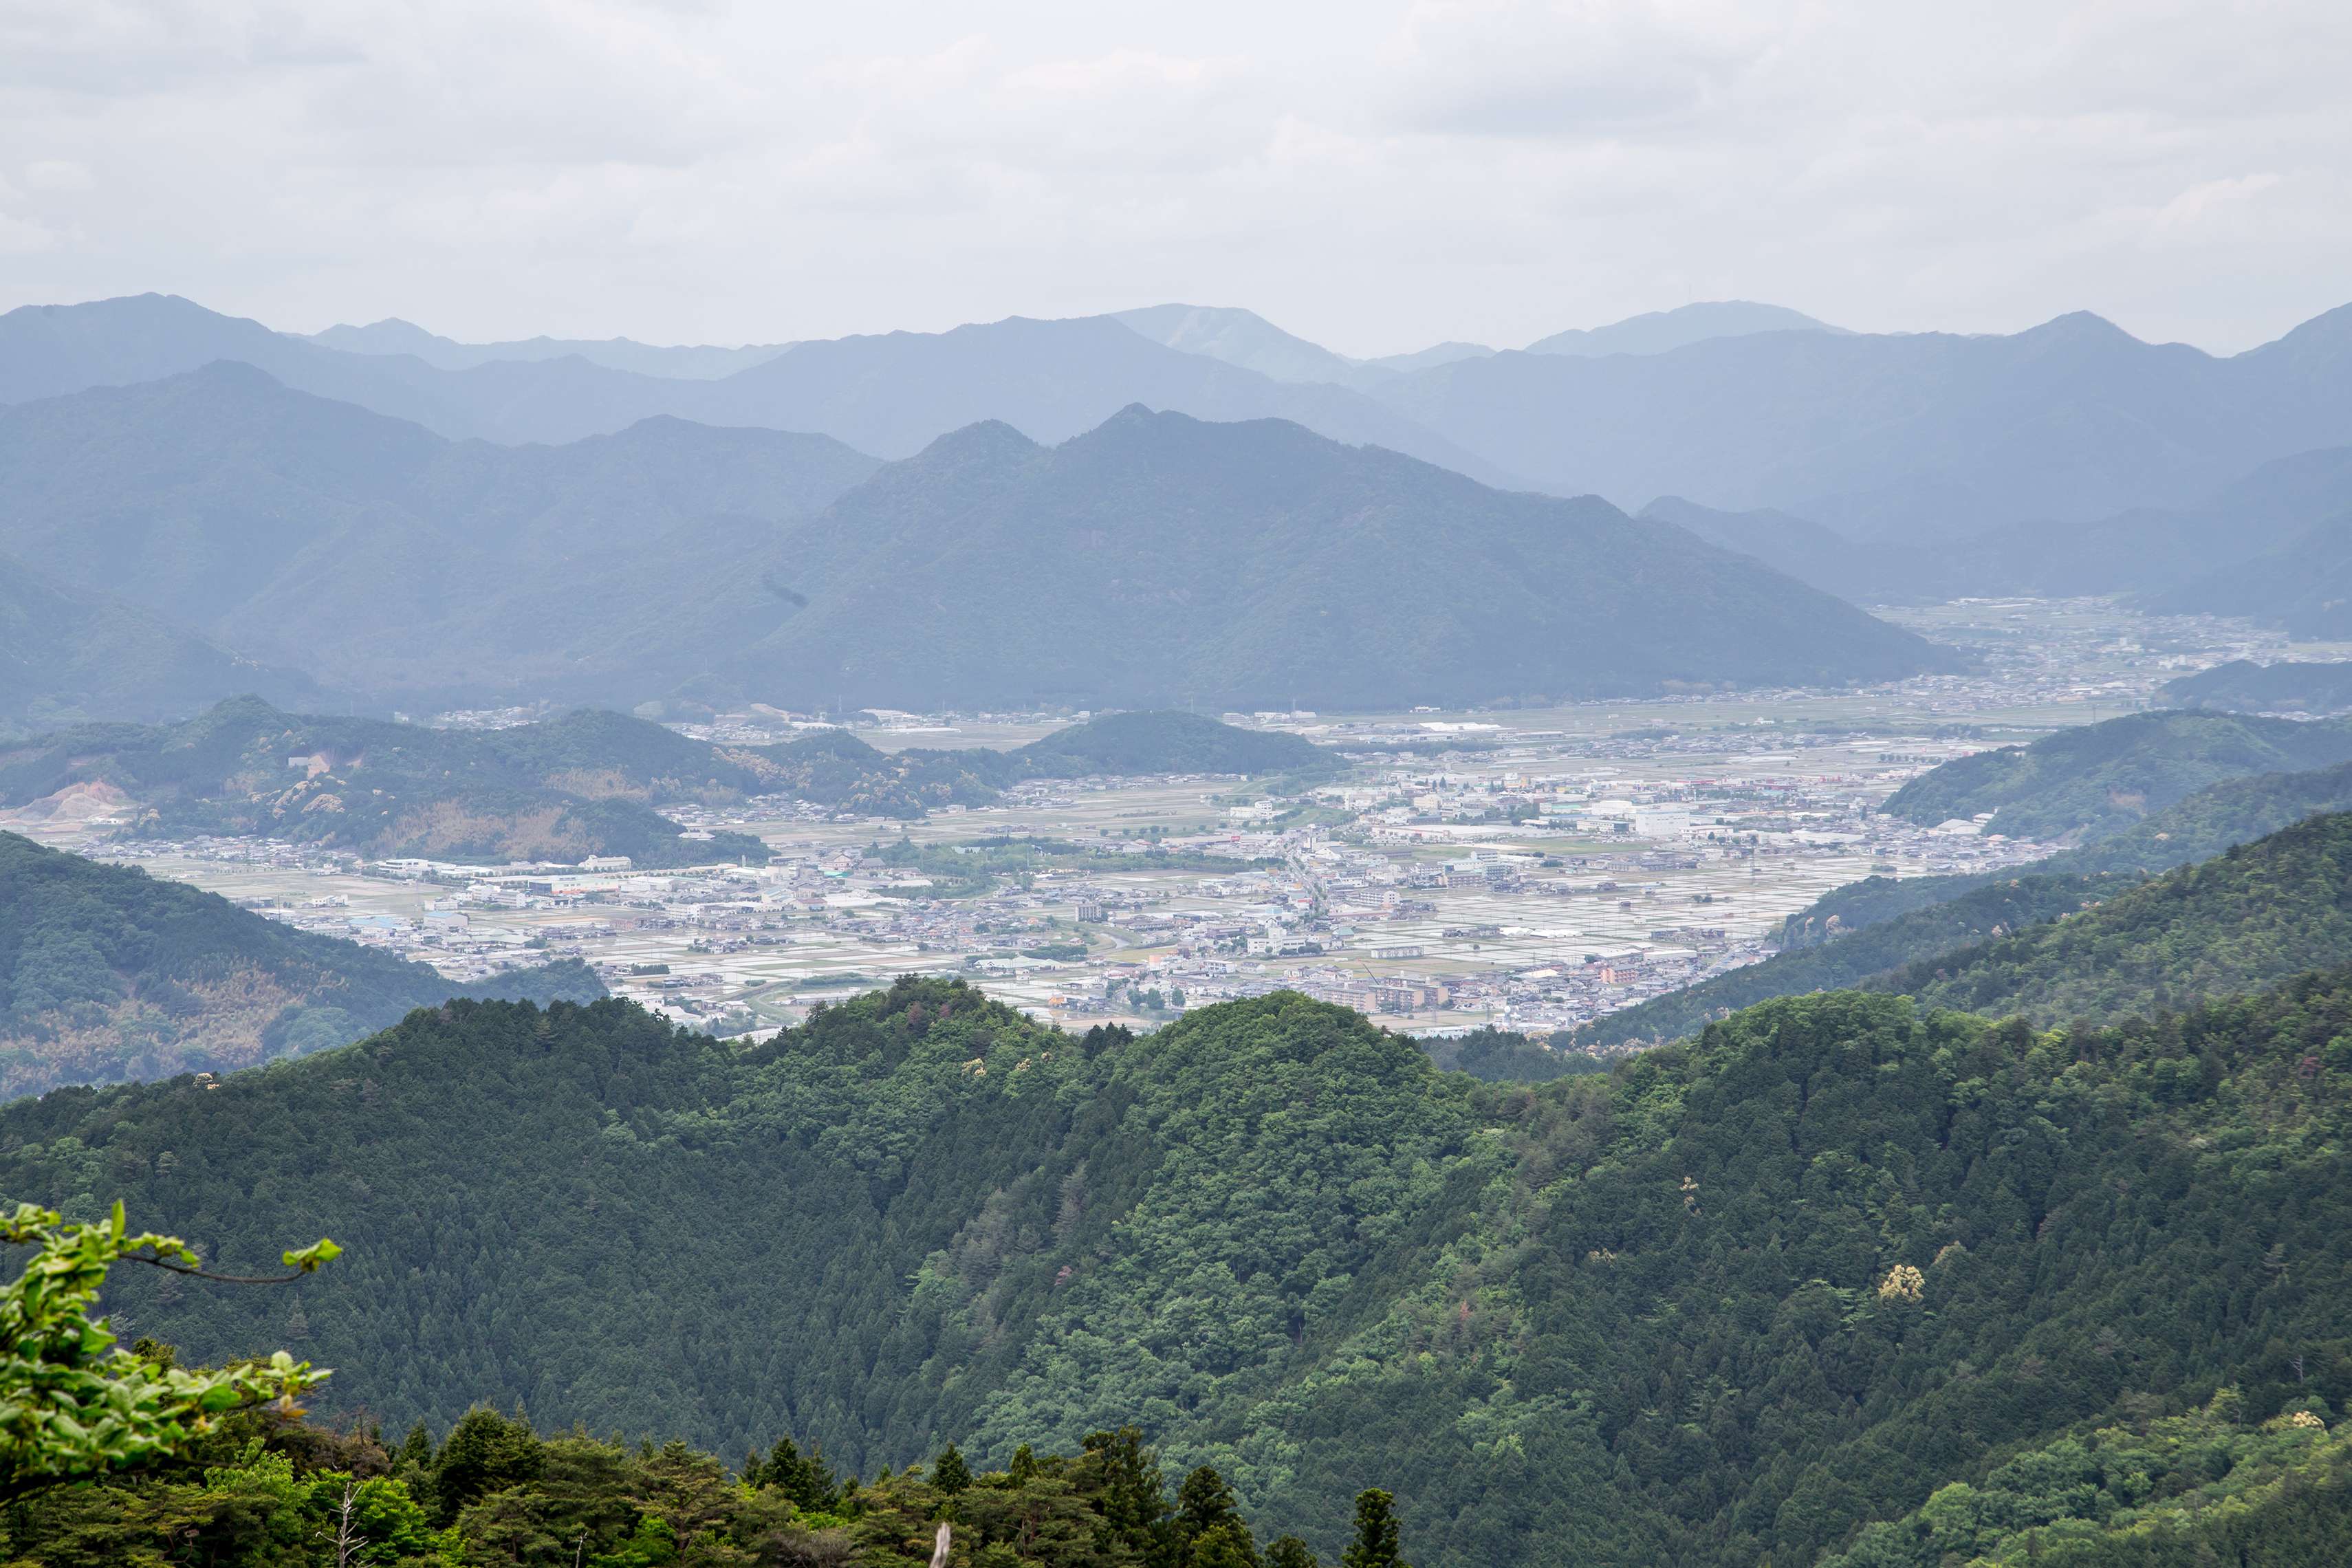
[3,1,2346,357]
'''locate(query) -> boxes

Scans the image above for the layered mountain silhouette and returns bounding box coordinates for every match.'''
[0,369,1953,712]
[0,554,323,737]
[701,405,1959,711]
[0,294,1523,485]
[1523,298,1847,356]
[308,317,796,378]
[14,293,2352,548]
[0,363,880,703]
[1375,306,2352,534]
[1111,304,1499,390]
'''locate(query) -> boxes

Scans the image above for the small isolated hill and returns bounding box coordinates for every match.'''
[1006,710,1337,778]
[0,829,601,1097]
[726,712,1336,817]
[0,554,324,738]
[719,406,1957,712]
[2161,658,2352,715]
[1882,708,2352,842]
[0,697,770,865]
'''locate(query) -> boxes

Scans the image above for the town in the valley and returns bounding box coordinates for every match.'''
[12,598,2322,1049]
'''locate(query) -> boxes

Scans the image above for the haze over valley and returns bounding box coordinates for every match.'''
[7,6,2352,1566]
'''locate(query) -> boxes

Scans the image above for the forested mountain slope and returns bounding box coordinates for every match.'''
[1577,756,2352,1053]
[2161,657,2352,715]
[0,554,324,739]
[1865,810,2352,1025]
[717,406,1957,711]
[0,362,880,704]
[1568,872,2139,1053]
[2147,505,2352,639]
[1882,709,2352,842]
[13,970,2351,1567]
[1821,1393,2351,1568]
[0,354,1946,714]
[1786,752,2352,949]
[0,829,600,1097]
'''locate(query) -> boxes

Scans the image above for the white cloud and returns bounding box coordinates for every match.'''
[0,0,2345,354]
[2140,173,2286,248]
[23,158,92,190]
[0,211,64,253]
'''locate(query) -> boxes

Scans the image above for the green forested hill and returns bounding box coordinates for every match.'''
[1866,811,2352,1024]
[735,710,1337,818]
[2161,657,2352,716]
[1822,1394,2352,1567]
[1007,709,1338,780]
[1569,871,2138,1052]
[1792,752,2352,946]
[1599,805,2352,1050]
[0,829,602,1096]
[1578,761,2352,1052]
[1882,710,2352,842]
[12,968,2352,1567]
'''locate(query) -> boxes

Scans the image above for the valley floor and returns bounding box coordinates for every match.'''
[9,596,2342,1047]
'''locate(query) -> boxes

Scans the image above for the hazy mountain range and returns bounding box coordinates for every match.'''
[1647,439,2352,617]
[11,292,2349,537]
[1104,298,1840,390]
[0,294,1523,484]
[0,366,1954,718]
[6,287,2352,718]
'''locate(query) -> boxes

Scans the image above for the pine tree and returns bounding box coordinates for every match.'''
[1177,1466,1259,1567]
[934,1442,971,1496]
[1342,1490,1407,1568]
[1080,1426,1170,1558]
[1177,1465,1242,1536]
[1267,1536,1319,1568]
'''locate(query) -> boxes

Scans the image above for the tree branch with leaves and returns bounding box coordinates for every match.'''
[0,1199,338,1501]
